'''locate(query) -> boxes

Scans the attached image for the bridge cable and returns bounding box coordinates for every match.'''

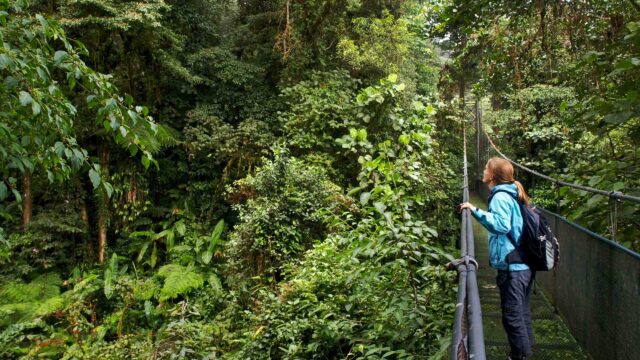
[450,113,486,360]
[482,128,640,205]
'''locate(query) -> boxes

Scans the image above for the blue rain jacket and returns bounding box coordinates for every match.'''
[471,183,529,271]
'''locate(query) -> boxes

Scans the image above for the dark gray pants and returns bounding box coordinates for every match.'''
[497,269,535,358]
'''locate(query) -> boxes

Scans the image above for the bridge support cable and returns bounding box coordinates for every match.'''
[482,125,640,243]
[450,119,486,360]
[481,128,640,205]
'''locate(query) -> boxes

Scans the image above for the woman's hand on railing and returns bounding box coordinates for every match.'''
[459,202,477,212]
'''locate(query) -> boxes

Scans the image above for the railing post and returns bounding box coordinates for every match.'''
[475,98,481,189]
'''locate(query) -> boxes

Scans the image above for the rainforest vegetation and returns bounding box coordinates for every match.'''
[0,0,638,358]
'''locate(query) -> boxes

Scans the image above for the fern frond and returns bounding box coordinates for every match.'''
[0,302,32,328]
[156,264,203,302]
[133,279,159,301]
[0,273,61,305]
[34,296,65,316]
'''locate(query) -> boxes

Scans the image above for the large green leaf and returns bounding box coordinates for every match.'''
[202,219,224,265]
[104,254,118,299]
[19,91,33,106]
[89,169,101,188]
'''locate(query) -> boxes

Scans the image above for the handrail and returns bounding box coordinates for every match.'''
[483,129,640,204]
[450,119,486,360]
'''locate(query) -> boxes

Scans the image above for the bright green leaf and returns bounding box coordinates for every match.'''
[360,192,371,206]
[53,50,67,64]
[89,169,101,188]
[19,91,33,106]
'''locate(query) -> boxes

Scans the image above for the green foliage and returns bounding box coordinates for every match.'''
[0,321,49,359]
[338,11,411,78]
[124,213,189,269]
[166,220,227,268]
[187,46,264,88]
[0,0,159,197]
[104,253,118,299]
[486,85,577,173]
[157,264,204,302]
[110,169,152,234]
[181,104,276,218]
[0,0,465,358]
[0,272,63,327]
[84,334,153,360]
[201,220,224,265]
[153,320,221,359]
[0,272,61,304]
[1,206,87,275]
[227,148,342,281]
[183,105,275,178]
[278,70,360,154]
[229,78,456,359]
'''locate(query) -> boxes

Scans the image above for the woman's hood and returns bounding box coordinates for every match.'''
[491,182,518,196]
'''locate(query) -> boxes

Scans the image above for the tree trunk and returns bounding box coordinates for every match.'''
[81,200,89,228]
[97,199,108,263]
[77,179,93,260]
[459,75,465,104]
[97,147,110,264]
[22,171,32,230]
[539,0,547,52]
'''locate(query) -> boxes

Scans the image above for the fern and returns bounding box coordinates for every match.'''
[34,296,65,316]
[132,278,159,301]
[0,302,30,320]
[0,283,37,305]
[156,264,203,302]
[0,273,66,327]
[0,273,61,304]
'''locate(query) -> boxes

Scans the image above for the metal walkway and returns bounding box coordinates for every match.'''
[470,193,589,360]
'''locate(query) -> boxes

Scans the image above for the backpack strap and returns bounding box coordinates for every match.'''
[488,189,527,267]
[487,189,519,206]
[487,189,520,248]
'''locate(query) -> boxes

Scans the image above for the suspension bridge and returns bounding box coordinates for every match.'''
[450,100,640,360]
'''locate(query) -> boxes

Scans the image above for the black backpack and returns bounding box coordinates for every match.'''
[488,190,560,271]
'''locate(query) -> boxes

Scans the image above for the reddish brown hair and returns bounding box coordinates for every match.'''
[483,157,529,205]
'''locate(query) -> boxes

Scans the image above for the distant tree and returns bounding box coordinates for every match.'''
[0,0,160,261]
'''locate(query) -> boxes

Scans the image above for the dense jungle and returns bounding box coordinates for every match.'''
[1,0,639,358]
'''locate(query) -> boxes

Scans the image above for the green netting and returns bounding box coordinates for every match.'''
[536,209,640,360]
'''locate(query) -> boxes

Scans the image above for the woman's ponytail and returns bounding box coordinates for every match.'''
[485,157,531,205]
[514,180,529,205]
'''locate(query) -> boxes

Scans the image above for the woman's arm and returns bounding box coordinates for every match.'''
[460,194,512,234]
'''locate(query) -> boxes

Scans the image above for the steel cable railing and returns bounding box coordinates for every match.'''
[482,127,640,240]
[450,121,486,360]
[482,129,640,205]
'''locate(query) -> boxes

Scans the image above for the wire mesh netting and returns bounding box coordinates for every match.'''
[536,209,640,360]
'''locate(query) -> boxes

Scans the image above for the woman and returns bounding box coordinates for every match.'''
[460,157,534,360]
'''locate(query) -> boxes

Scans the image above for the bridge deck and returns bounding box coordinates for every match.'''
[471,193,589,360]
